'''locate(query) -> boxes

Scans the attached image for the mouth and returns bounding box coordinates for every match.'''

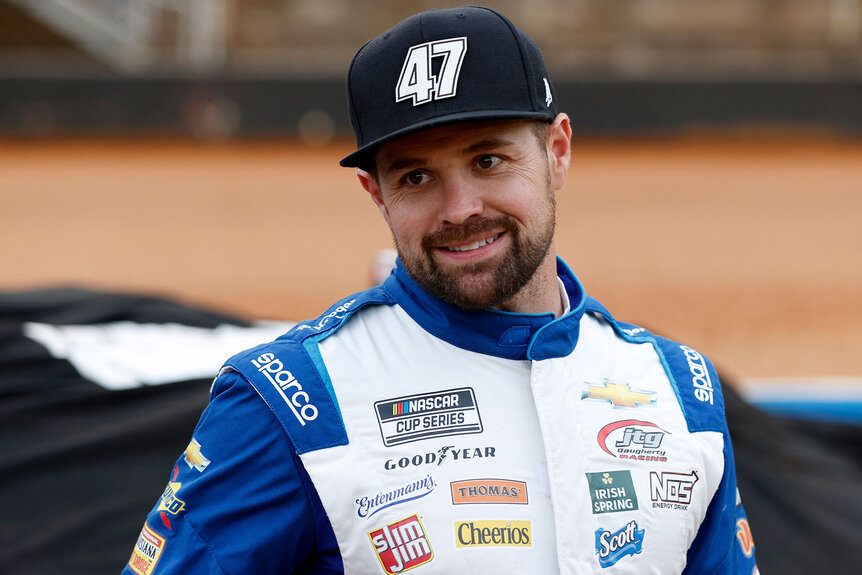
[445,233,502,253]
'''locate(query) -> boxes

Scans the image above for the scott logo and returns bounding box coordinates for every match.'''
[369,514,433,574]
[595,520,645,568]
[251,353,318,426]
[680,345,714,405]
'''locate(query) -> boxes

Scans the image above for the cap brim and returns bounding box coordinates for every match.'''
[339,109,554,168]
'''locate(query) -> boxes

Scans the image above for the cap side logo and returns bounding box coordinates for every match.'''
[396,38,467,106]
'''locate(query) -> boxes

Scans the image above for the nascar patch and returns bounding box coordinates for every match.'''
[128,524,165,575]
[374,387,482,446]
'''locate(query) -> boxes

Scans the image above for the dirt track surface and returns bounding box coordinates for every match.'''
[2,137,860,383]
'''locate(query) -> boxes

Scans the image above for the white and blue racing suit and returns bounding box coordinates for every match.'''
[123,257,758,574]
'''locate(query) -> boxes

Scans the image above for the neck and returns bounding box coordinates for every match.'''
[493,253,563,316]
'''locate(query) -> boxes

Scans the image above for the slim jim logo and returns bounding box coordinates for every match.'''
[251,353,318,426]
[368,514,434,574]
[451,479,528,505]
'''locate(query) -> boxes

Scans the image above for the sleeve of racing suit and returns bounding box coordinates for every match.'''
[682,424,758,574]
[121,370,340,575]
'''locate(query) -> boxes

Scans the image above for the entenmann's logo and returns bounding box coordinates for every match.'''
[251,353,318,426]
[375,388,482,446]
[455,520,531,547]
[355,474,436,519]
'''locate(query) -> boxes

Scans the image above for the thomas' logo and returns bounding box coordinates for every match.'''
[679,345,715,405]
[650,470,699,509]
[595,520,645,568]
[597,420,670,463]
[736,518,755,557]
[583,380,656,409]
[128,524,165,575]
[396,38,467,106]
[455,520,532,547]
[355,475,436,519]
[451,479,528,505]
[368,514,434,574]
[375,388,482,447]
[183,438,210,472]
[586,471,639,514]
[251,353,318,426]
[383,445,496,471]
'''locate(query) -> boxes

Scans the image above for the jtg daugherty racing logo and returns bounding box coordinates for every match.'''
[355,474,436,519]
[597,420,670,462]
[251,353,318,426]
[680,345,714,405]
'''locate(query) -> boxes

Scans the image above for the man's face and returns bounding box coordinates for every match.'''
[359,117,571,311]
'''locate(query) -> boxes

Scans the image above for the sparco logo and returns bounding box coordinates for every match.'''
[650,470,699,509]
[251,353,318,426]
[384,445,495,470]
[355,474,436,519]
[368,514,433,574]
[375,388,482,447]
[594,520,645,568]
[295,299,356,332]
[680,345,714,405]
[597,420,670,463]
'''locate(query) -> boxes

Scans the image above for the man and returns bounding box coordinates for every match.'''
[124,7,757,574]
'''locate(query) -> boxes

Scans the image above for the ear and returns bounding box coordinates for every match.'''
[546,113,572,191]
[357,169,390,223]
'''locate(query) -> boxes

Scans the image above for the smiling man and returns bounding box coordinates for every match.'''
[124,7,757,575]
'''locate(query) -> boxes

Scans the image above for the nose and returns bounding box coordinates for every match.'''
[438,175,483,225]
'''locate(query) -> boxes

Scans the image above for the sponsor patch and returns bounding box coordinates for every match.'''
[583,380,656,409]
[183,438,210,472]
[356,474,437,519]
[455,520,532,547]
[597,420,670,462]
[383,445,495,471]
[650,470,699,509]
[251,352,319,426]
[679,345,715,405]
[375,387,482,446]
[586,471,639,514]
[368,514,433,574]
[451,479,528,505]
[736,518,755,557]
[595,520,645,568]
[128,524,165,575]
[157,480,186,516]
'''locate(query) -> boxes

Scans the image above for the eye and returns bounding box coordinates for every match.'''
[475,155,502,170]
[404,170,431,186]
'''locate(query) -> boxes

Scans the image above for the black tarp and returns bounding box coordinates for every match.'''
[1,288,860,574]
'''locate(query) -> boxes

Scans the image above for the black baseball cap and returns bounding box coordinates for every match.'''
[340,6,557,168]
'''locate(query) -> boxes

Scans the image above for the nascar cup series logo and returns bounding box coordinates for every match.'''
[375,388,482,447]
[251,353,318,426]
[368,514,434,574]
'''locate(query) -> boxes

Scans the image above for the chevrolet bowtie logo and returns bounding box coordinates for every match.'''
[583,380,656,408]
[184,438,211,472]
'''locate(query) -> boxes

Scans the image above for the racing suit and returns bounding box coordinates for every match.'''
[123,257,758,574]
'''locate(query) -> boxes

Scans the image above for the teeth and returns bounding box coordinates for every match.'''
[449,235,498,252]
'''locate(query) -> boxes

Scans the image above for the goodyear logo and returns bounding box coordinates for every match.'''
[455,520,532,547]
[375,387,482,447]
[451,479,528,505]
[368,514,433,574]
[128,524,165,575]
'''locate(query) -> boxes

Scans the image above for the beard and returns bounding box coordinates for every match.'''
[394,183,556,311]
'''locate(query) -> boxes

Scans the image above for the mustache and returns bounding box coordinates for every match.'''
[422,216,516,249]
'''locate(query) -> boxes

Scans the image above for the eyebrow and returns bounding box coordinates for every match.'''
[380,136,517,176]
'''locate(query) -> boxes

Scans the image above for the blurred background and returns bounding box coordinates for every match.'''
[1,1,861,573]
